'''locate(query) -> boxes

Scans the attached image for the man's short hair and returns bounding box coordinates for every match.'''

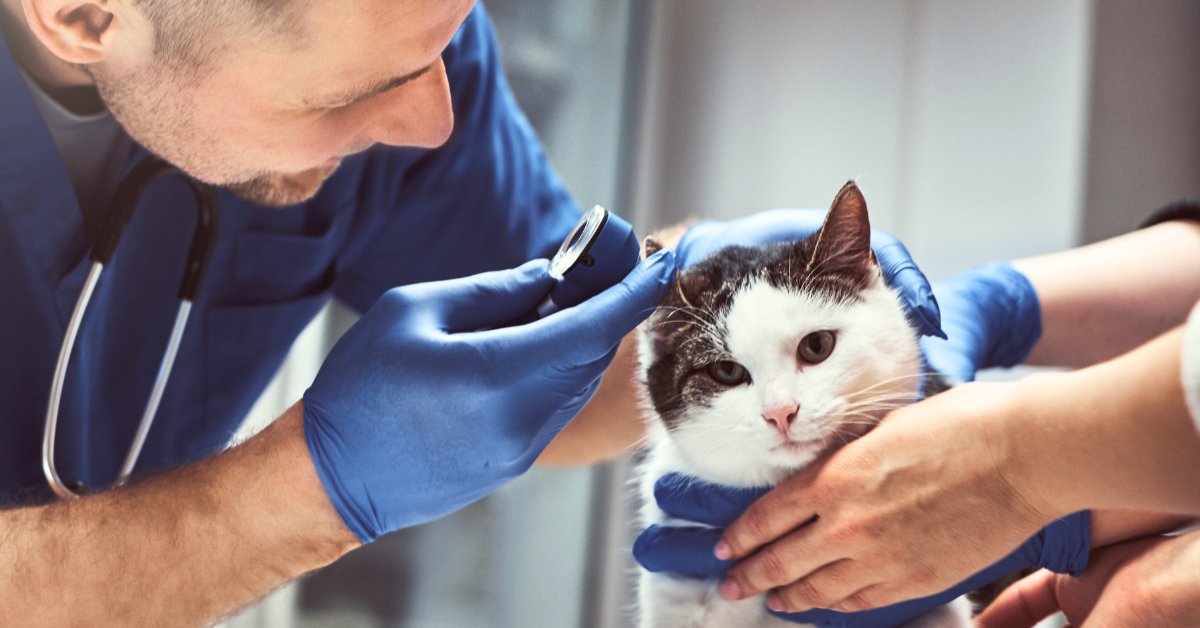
[131,0,307,72]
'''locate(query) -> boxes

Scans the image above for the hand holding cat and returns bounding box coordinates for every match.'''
[711,382,1089,614]
[977,532,1200,628]
[303,253,675,542]
[675,209,946,338]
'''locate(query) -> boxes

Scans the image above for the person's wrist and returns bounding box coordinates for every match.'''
[1000,372,1084,522]
[258,402,362,560]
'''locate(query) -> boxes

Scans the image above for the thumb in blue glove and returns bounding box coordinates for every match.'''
[305,251,676,543]
[633,473,1089,627]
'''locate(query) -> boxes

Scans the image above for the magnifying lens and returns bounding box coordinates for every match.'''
[536,205,639,318]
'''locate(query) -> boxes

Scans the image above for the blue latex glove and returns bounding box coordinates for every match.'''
[919,261,1042,383]
[634,474,1089,628]
[675,209,945,339]
[304,252,676,543]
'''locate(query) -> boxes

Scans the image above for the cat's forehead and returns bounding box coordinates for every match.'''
[724,281,844,357]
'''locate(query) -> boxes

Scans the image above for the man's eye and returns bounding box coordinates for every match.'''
[706,360,749,386]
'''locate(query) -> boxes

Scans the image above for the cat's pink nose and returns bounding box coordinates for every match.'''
[762,404,798,435]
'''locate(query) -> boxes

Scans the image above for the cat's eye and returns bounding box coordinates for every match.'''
[706,360,749,386]
[798,330,836,364]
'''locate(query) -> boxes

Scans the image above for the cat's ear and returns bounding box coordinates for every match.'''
[643,235,664,258]
[802,181,876,280]
[654,267,713,323]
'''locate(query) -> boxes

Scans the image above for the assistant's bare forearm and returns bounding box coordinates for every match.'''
[1090,509,1194,548]
[1011,327,1200,519]
[1015,220,1200,367]
[0,403,358,625]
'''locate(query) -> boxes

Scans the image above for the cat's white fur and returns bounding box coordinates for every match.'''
[636,271,970,627]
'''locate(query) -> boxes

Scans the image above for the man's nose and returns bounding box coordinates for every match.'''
[762,403,798,436]
[368,58,454,149]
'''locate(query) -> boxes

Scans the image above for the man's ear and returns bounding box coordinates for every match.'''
[21,0,123,64]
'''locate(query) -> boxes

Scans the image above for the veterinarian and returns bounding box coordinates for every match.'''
[639,208,1200,625]
[0,0,961,622]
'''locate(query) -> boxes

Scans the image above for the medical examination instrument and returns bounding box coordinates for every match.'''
[303,251,676,542]
[42,156,219,500]
[536,205,640,318]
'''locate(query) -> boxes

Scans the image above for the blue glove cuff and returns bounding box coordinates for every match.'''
[976,262,1043,368]
[1035,510,1091,576]
[302,397,377,544]
[928,261,1042,380]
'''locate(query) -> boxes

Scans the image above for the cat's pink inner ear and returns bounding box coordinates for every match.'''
[809,181,873,271]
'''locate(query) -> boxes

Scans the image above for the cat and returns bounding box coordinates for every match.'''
[634,182,969,627]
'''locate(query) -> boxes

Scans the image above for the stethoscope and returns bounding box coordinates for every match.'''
[42,156,220,500]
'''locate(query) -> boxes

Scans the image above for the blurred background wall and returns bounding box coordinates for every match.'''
[225,1,1200,627]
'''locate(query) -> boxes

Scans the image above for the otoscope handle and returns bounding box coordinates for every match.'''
[537,210,640,318]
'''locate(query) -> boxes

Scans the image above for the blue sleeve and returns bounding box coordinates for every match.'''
[333,3,582,313]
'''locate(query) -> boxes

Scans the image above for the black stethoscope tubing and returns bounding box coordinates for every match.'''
[42,156,219,500]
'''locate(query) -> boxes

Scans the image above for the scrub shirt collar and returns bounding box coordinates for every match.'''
[0,28,149,326]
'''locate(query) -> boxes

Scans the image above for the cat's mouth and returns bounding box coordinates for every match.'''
[771,437,825,456]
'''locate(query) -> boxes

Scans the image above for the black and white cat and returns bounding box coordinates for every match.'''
[635,183,969,627]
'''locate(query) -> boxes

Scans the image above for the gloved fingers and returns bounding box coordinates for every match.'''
[517,249,676,365]
[918,336,978,384]
[427,259,556,332]
[728,208,825,240]
[870,238,944,339]
[763,559,870,613]
[521,347,616,440]
[677,209,826,269]
[633,524,732,579]
[653,473,769,527]
[674,220,723,268]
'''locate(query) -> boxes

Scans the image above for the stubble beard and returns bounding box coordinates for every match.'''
[223,162,342,207]
[92,62,342,208]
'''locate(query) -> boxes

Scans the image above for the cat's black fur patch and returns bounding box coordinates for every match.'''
[644,182,878,431]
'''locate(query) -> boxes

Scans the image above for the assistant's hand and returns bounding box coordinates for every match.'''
[919,261,1041,383]
[675,209,944,338]
[977,531,1200,628]
[711,380,1088,614]
[303,252,676,542]
[635,471,1088,625]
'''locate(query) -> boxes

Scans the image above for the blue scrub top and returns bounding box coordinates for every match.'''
[0,4,581,504]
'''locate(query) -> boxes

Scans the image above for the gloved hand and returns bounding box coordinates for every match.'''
[634,474,1089,628]
[675,209,945,338]
[304,252,676,543]
[919,261,1041,383]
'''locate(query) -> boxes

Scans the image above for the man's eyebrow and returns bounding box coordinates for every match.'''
[305,64,434,108]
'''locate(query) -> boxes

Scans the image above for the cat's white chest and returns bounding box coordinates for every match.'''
[637,437,806,628]
[635,434,970,628]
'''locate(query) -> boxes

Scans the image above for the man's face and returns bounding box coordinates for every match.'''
[94,0,474,207]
